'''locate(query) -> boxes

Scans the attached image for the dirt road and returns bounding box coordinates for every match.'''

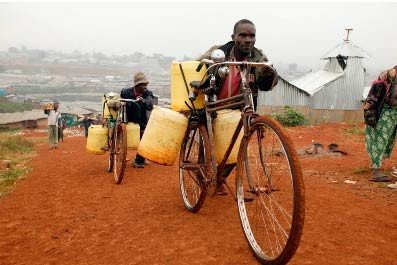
[0,123,396,265]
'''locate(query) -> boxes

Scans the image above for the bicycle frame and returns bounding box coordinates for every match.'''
[103,98,137,146]
[187,61,273,189]
[180,57,305,265]
[103,96,140,183]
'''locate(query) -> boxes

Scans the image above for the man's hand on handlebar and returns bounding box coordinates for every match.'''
[136,96,145,104]
[258,63,276,77]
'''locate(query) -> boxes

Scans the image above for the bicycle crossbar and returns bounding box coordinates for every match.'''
[206,101,245,112]
[206,94,244,106]
[180,163,200,170]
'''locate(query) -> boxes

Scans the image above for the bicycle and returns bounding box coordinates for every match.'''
[103,93,138,184]
[178,52,305,265]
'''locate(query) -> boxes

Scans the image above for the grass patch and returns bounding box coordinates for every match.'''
[344,123,365,136]
[353,167,370,174]
[0,133,36,197]
[0,167,30,197]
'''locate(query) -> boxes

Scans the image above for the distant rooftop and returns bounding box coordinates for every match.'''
[290,70,344,96]
[0,110,47,125]
[321,40,369,59]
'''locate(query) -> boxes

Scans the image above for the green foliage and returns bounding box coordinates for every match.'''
[271,106,306,127]
[0,167,29,197]
[0,136,34,155]
[0,101,35,113]
[344,123,365,136]
[0,134,35,197]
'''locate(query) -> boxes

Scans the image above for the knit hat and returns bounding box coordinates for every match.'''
[133,72,149,87]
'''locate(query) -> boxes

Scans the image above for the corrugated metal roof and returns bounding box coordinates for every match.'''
[290,70,344,96]
[58,105,93,115]
[0,110,47,125]
[321,40,369,59]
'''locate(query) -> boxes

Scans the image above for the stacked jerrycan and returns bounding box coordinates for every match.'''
[126,123,140,149]
[86,125,108,154]
[137,106,188,165]
[137,61,206,165]
[170,61,207,111]
[213,109,243,164]
[86,92,140,154]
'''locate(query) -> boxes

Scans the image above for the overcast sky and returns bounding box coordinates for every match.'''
[1,2,396,71]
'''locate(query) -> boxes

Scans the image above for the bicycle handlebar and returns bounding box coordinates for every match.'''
[204,61,274,73]
[195,60,275,87]
[118,98,139,103]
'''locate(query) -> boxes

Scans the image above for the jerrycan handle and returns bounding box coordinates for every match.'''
[178,63,190,95]
[179,63,196,111]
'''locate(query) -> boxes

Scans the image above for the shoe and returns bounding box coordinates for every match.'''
[132,161,144,168]
[370,169,391,182]
[216,184,228,195]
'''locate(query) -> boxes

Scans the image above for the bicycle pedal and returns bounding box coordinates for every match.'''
[243,194,255,202]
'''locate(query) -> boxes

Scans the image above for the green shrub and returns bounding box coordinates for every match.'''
[344,123,365,136]
[0,134,35,197]
[271,106,306,127]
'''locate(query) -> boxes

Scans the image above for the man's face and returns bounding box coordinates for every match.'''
[135,83,147,94]
[232,23,256,55]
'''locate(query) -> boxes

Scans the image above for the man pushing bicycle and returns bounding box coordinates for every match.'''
[199,18,279,194]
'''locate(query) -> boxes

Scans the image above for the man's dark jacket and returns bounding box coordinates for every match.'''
[120,87,154,128]
[200,41,278,109]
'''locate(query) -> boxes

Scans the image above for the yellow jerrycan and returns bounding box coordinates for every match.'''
[213,109,243,164]
[86,125,108,154]
[126,123,140,149]
[137,106,188,165]
[170,61,206,112]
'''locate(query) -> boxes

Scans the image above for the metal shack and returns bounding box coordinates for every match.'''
[258,31,369,124]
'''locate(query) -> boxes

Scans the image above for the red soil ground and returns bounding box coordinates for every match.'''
[0,123,396,265]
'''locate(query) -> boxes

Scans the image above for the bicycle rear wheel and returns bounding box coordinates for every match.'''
[236,115,305,265]
[179,124,210,213]
[113,123,127,184]
[107,138,114,172]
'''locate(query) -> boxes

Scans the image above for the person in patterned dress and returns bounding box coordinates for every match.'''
[365,66,397,182]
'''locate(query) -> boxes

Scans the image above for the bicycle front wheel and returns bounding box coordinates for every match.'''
[113,123,127,184]
[179,124,210,213]
[236,115,305,265]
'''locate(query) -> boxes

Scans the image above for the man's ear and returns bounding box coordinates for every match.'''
[231,34,234,41]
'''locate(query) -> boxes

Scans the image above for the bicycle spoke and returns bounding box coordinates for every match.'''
[179,125,209,212]
[236,116,304,264]
[113,123,126,184]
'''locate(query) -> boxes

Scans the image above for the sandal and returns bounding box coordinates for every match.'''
[216,184,228,196]
[370,169,391,182]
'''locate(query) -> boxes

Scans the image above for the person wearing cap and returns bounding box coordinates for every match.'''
[121,72,154,168]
